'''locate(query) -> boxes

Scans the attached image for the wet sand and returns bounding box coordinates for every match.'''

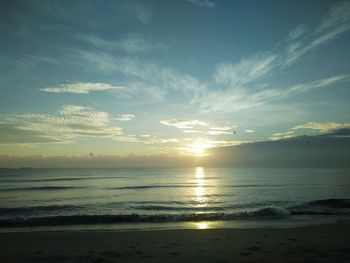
[0,223,350,262]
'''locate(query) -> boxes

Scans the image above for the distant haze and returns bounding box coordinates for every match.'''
[1,131,349,168]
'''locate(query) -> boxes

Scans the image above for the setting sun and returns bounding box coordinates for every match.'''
[187,142,212,156]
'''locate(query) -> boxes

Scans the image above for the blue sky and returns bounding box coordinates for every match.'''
[0,0,350,158]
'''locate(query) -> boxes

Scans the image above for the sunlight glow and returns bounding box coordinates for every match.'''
[187,142,212,156]
[196,222,209,229]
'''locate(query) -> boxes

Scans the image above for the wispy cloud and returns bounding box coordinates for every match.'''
[245,129,255,133]
[270,131,295,141]
[316,1,350,33]
[248,74,350,104]
[287,25,307,40]
[40,83,125,94]
[293,122,350,132]
[160,119,236,136]
[112,134,181,145]
[75,50,205,100]
[0,105,181,146]
[114,114,136,121]
[199,74,350,112]
[284,1,350,66]
[196,1,350,113]
[160,119,208,129]
[0,105,122,144]
[270,121,350,141]
[79,34,168,53]
[210,126,234,131]
[125,0,154,24]
[187,0,216,8]
[214,53,279,87]
[206,130,233,135]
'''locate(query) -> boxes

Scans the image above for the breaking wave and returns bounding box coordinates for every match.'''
[0,199,349,227]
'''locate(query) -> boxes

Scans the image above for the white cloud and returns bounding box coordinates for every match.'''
[210,126,233,131]
[245,129,255,133]
[40,83,125,94]
[270,131,295,141]
[293,122,350,132]
[160,119,208,129]
[160,119,236,136]
[187,0,215,8]
[115,114,136,121]
[181,129,233,135]
[206,130,233,135]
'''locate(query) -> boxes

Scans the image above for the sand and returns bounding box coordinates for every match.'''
[0,223,350,262]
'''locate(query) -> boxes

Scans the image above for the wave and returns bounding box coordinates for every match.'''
[305,199,350,208]
[0,186,86,192]
[0,199,349,227]
[109,184,198,190]
[289,198,350,215]
[132,205,226,211]
[0,205,84,217]
[0,176,129,183]
[0,207,292,227]
[130,201,291,212]
[109,184,286,190]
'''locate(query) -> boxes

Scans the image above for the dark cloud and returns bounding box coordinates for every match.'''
[328,128,350,136]
[205,133,350,168]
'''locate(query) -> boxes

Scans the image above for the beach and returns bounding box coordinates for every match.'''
[1,223,350,262]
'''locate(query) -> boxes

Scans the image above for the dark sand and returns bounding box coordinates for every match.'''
[0,224,350,262]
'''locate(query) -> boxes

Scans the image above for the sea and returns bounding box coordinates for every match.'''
[0,167,349,232]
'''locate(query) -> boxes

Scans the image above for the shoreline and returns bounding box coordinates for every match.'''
[1,214,349,234]
[1,223,350,262]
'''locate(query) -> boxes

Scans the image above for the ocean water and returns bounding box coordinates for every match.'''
[0,167,349,231]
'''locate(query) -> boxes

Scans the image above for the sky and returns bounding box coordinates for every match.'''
[0,0,350,165]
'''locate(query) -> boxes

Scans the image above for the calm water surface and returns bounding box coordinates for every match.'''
[0,167,349,230]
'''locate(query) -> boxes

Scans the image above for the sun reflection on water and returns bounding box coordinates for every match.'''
[195,167,204,179]
[194,167,206,204]
[191,168,215,230]
[196,222,209,229]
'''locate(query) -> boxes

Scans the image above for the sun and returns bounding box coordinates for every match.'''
[187,142,211,156]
